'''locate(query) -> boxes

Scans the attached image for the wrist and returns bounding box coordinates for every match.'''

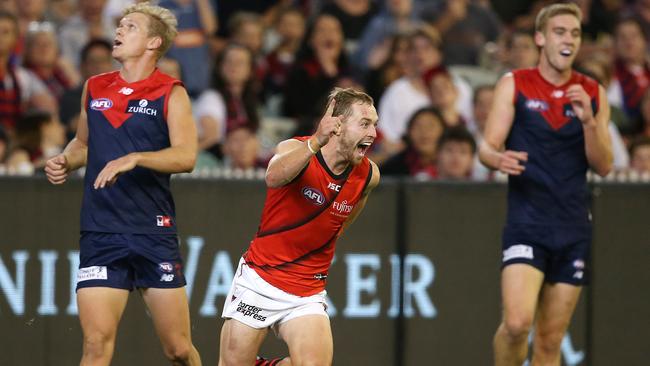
[129,152,142,166]
[581,116,597,128]
[307,138,320,154]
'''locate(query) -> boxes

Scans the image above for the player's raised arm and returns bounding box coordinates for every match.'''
[567,83,613,176]
[44,81,89,185]
[265,98,342,188]
[479,73,528,175]
[93,85,198,189]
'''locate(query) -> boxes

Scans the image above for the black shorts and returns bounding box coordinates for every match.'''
[501,223,591,285]
[76,232,186,291]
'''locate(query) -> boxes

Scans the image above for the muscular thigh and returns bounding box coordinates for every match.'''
[77,287,129,337]
[501,264,545,321]
[219,319,268,365]
[278,315,332,365]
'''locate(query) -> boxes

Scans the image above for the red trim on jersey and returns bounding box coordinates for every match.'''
[513,68,599,131]
[244,139,372,296]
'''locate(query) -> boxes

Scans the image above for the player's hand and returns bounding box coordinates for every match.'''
[566,84,595,126]
[313,98,342,148]
[498,150,528,175]
[45,154,70,185]
[94,153,139,189]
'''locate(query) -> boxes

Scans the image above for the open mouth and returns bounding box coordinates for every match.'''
[560,49,572,57]
[113,39,123,48]
[357,141,372,156]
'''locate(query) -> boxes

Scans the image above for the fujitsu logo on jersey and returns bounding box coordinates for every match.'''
[302,187,325,206]
[90,98,113,111]
[333,200,354,214]
[525,99,549,112]
[127,99,157,116]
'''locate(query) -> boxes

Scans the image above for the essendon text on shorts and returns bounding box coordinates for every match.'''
[236,301,267,322]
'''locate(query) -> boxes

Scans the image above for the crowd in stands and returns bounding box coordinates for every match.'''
[1,0,650,180]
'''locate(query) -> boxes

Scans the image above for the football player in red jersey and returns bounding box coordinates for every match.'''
[45,2,201,365]
[218,88,380,366]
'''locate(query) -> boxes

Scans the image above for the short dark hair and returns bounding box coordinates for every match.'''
[0,11,18,37]
[472,84,495,105]
[438,126,476,154]
[614,17,648,41]
[80,39,113,64]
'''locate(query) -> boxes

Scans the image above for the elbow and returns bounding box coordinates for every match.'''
[183,151,197,173]
[595,163,612,177]
[264,170,284,188]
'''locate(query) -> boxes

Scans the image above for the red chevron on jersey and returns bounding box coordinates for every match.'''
[244,136,373,296]
[513,68,599,131]
[86,69,182,129]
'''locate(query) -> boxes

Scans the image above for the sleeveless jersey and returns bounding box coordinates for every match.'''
[507,68,599,225]
[81,69,182,234]
[244,137,373,296]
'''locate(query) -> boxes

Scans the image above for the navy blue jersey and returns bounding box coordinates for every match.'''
[81,69,182,234]
[507,68,600,225]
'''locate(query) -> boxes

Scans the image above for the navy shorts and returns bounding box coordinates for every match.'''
[501,223,591,285]
[76,232,186,291]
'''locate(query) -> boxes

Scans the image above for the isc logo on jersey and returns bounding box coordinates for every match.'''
[90,98,113,111]
[525,99,549,112]
[302,187,325,206]
[127,99,158,116]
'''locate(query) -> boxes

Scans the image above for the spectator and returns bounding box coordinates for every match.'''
[467,84,494,180]
[159,0,216,97]
[610,18,650,121]
[283,13,349,135]
[321,0,379,55]
[501,29,539,72]
[58,0,114,67]
[23,22,80,101]
[263,7,306,104]
[364,32,410,103]
[428,69,464,127]
[229,11,267,88]
[0,11,57,134]
[45,0,76,29]
[381,106,445,178]
[0,124,7,169]
[636,88,650,140]
[194,43,259,157]
[378,25,442,153]
[6,110,65,174]
[353,0,420,70]
[16,0,48,57]
[436,126,476,180]
[629,136,650,173]
[222,126,266,171]
[59,39,114,141]
[424,0,501,65]
[621,0,650,45]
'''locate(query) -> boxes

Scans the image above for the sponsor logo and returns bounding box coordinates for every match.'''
[573,271,584,279]
[564,107,577,118]
[551,90,564,98]
[503,244,534,262]
[314,273,328,280]
[302,187,325,206]
[118,87,134,95]
[127,99,157,116]
[236,301,267,322]
[77,266,108,282]
[90,98,113,111]
[333,200,354,215]
[328,182,341,192]
[160,274,175,282]
[156,215,173,227]
[573,259,585,269]
[159,262,174,273]
[525,99,549,112]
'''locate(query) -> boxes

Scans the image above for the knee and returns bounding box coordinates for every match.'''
[82,331,115,359]
[163,341,193,363]
[502,314,534,341]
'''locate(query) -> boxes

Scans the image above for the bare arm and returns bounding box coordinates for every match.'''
[340,161,380,235]
[265,99,342,188]
[478,73,528,175]
[567,84,613,176]
[93,85,198,189]
[44,82,90,184]
[196,0,217,35]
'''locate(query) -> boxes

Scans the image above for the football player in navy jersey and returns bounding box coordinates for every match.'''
[45,2,201,365]
[479,3,612,365]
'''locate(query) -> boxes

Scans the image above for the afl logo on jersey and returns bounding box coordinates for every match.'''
[302,187,325,206]
[90,98,113,111]
[525,99,549,112]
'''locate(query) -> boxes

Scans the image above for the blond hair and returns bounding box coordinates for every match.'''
[535,3,582,33]
[326,88,374,122]
[123,2,178,58]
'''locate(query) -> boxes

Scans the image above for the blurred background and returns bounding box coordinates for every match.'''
[0,0,649,365]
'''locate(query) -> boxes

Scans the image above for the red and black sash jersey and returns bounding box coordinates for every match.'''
[244,136,373,296]
[81,69,183,234]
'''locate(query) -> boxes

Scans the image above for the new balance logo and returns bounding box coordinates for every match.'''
[118,87,134,95]
[160,274,175,282]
